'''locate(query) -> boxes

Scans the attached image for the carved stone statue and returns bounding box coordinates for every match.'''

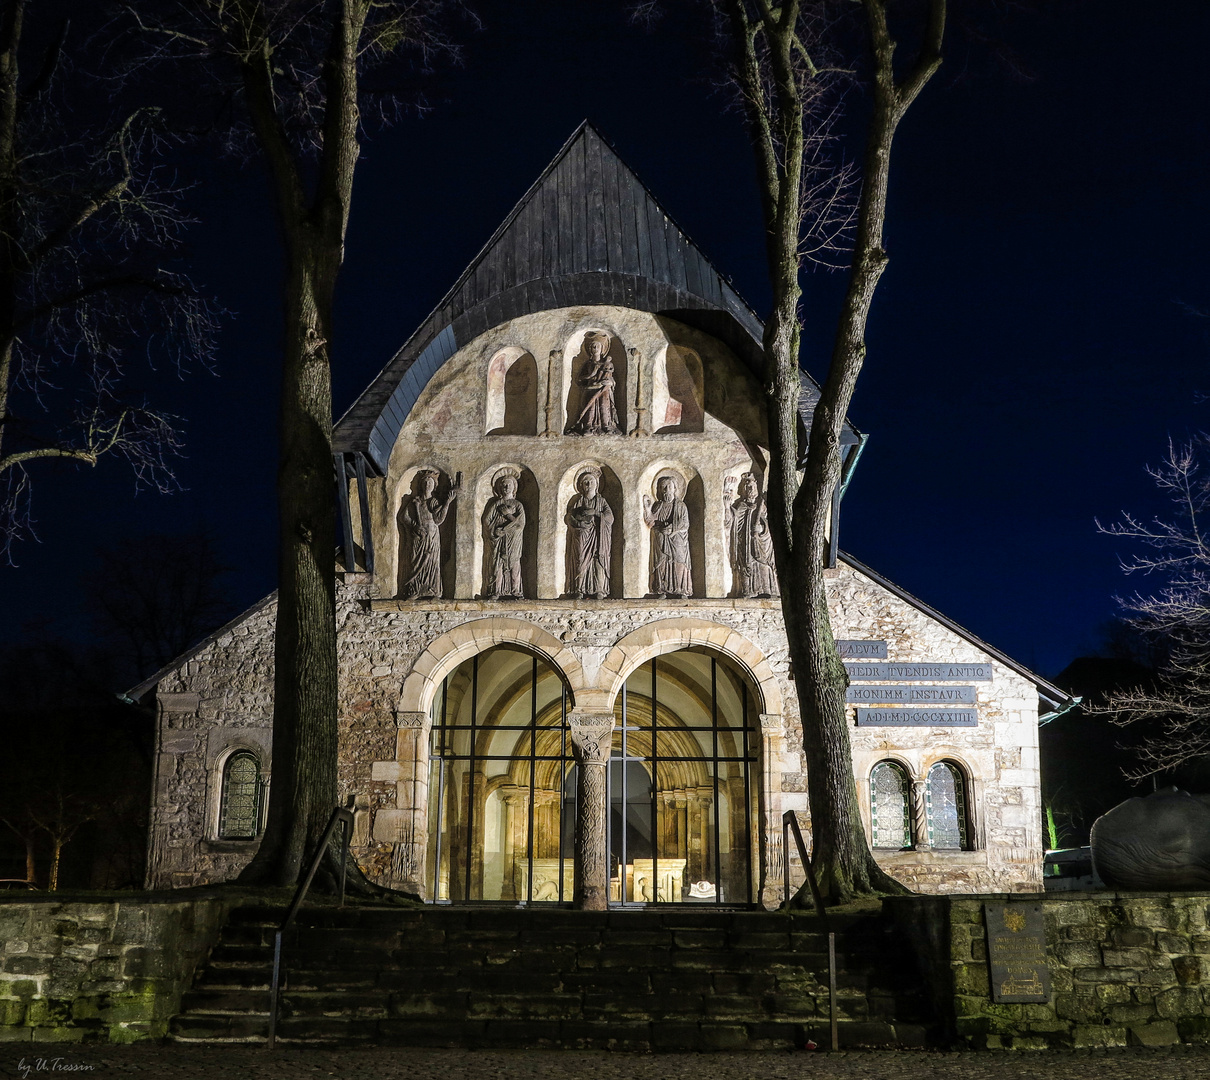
[484,469,526,599]
[567,468,613,599]
[725,472,779,598]
[568,332,622,435]
[399,469,461,599]
[643,474,691,599]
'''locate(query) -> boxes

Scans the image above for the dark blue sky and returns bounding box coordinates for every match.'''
[3,1,1207,681]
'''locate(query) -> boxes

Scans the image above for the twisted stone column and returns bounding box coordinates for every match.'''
[568,711,615,910]
[911,779,930,851]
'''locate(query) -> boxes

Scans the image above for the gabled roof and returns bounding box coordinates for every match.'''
[333,122,856,472]
[839,551,1075,715]
[124,592,277,704]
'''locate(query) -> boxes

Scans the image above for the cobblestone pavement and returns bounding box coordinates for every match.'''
[4,1045,1210,1080]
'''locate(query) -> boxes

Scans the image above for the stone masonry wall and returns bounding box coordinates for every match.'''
[145,558,1044,900]
[0,896,233,1044]
[887,891,1210,1050]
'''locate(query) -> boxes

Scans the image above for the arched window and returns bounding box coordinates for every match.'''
[926,761,969,850]
[219,752,262,840]
[870,761,911,849]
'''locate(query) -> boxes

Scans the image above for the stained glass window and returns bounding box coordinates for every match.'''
[219,752,261,840]
[926,761,968,850]
[870,762,911,849]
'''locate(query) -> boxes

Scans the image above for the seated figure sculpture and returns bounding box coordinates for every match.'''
[568,332,622,436]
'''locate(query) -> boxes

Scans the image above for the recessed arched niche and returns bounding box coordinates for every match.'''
[653,346,704,434]
[397,466,460,600]
[636,461,706,599]
[485,347,538,436]
[475,464,539,600]
[563,329,627,436]
[559,461,624,598]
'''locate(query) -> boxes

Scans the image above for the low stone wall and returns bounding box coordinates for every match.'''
[886,891,1210,1050]
[0,893,235,1043]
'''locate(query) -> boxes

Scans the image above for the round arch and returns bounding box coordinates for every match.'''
[596,617,783,717]
[398,616,585,714]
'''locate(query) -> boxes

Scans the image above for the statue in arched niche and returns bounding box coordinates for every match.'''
[400,469,461,600]
[568,332,622,436]
[484,468,526,599]
[724,472,779,598]
[567,467,613,599]
[643,473,692,599]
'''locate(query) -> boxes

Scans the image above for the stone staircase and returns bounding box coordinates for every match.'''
[169,904,938,1050]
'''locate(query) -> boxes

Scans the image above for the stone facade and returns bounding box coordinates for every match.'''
[142,308,1052,904]
[888,891,1210,1049]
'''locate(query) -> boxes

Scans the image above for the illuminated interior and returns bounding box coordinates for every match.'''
[426,646,758,904]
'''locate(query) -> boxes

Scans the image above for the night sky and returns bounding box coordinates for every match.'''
[2,1,1207,683]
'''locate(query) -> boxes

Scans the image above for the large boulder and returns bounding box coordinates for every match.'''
[1090,787,1210,890]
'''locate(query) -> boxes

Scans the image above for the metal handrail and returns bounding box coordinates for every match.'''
[782,809,826,918]
[267,804,354,1049]
[782,810,837,1051]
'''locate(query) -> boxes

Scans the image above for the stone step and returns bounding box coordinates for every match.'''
[180,988,273,1015]
[196,964,273,989]
[170,1012,934,1051]
[172,903,937,1048]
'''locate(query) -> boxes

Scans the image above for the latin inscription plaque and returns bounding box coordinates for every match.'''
[855,708,978,727]
[845,662,993,681]
[984,902,1050,1003]
[837,639,888,659]
[846,685,977,705]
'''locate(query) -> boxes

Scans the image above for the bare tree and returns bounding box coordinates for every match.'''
[0,1,218,561]
[125,0,464,887]
[87,527,235,681]
[716,0,945,902]
[0,635,149,890]
[1096,436,1210,779]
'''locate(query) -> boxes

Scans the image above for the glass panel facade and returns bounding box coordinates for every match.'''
[427,647,573,901]
[219,752,260,840]
[425,645,757,905]
[870,761,910,849]
[610,650,756,905]
[927,762,968,850]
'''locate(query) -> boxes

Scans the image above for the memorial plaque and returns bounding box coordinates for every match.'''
[845,662,993,681]
[846,685,977,705]
[984,902,1050,1003]
[855,708,978,727]
[837,639,888,659]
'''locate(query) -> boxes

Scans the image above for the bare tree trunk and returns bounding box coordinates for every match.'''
[24,835,36,887]
[48,836,62,891]
[250,238,341,885]
[726,0,945,902]
[231,0,371,887]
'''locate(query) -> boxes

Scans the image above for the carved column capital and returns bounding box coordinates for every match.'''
[759,712,784,736]
[395,710,430,730]
[567,711,615,765]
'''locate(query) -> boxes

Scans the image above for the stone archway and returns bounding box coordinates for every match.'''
[596,618,787,910]
[597,617,783,718]
[397,616,586,716]
[384,618,583,898]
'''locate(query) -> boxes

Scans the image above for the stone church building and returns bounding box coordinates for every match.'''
[135,124,1070,908]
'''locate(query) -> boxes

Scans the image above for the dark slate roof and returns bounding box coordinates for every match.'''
[333,121,857,472]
